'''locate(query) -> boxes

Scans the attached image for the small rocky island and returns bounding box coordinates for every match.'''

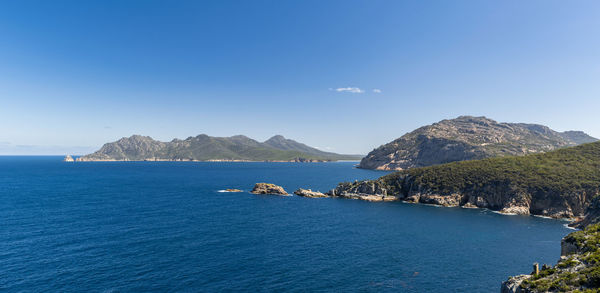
[63,155,75,162]
[250,183,288,196]
[293,188,328,198]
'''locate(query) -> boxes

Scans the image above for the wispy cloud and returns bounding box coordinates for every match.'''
[372,88,382,93]
[331,87,365,94]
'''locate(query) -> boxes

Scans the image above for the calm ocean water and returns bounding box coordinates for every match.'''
[0,157,572,292]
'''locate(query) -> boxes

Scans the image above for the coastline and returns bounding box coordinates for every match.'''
[73,158,349,163]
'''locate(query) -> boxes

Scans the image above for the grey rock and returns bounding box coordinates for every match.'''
[359,116,597,170]
[250,183,288,196]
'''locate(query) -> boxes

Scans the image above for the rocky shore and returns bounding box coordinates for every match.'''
[502,211,600,292]
[323,178,587,219]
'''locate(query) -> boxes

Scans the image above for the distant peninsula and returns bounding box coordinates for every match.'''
[76,134,363,162]
[359,116,598,170]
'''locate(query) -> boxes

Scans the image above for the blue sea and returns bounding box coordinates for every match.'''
[1,157,572,292]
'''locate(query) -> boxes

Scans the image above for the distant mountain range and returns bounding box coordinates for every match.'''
[76,134,362,162]
[359,116,598,170]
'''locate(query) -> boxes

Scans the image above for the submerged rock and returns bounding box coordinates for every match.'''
[294,188,328,198]
[250,183,288,196]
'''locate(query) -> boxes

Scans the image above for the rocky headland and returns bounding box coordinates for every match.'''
[359,116,597,171]
[327,141,600,220]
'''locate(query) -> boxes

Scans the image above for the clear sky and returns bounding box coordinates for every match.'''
[1,1,599,155]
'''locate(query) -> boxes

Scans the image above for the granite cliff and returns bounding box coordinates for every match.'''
[359,116,597,170]
[77,134,362,162]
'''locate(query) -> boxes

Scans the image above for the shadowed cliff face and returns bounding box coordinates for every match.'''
[359,116,598,170]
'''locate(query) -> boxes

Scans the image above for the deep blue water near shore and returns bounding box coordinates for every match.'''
[0,157,572,292]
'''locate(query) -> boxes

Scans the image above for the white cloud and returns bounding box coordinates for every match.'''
[372,89,382,93]
[332,87,365,94]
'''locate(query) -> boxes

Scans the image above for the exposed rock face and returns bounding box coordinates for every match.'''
[418,193,462,207]
[250,183,288,196]
[359,116,597,170]
[327,179,541,212]
[571,197,600,229]
[63,155,75,162]
[294,188,329,198]
[326,181,399,202]
[77,134,361,162]
[501,275,529,293]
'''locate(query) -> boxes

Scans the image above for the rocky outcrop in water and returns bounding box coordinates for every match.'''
[250,183,288,196]
[294,188,329,198]
[359,116,597,170]
[63,155,75,162]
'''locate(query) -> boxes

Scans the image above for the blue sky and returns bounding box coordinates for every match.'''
[1,1,599,155]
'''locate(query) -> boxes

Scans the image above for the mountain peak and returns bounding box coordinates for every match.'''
[359,116,597,170]
[266,135,286,142]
